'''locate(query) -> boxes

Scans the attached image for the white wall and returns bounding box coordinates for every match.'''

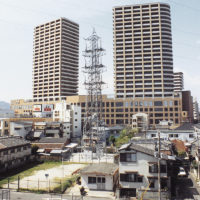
[119,151,167,191]
[147,131,197,142]
[10,122,32,138]
[71,105,81,138]
[53,102,82,139]
[81,174,113,191]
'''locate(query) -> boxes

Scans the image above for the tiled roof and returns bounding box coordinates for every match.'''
[35,137,69,144]
[80,163,118,175]
[0,137,30,149]
[175,123,194,131]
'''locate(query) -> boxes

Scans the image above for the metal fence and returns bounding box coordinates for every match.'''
[3,177,64,193]
[0,189,10,200]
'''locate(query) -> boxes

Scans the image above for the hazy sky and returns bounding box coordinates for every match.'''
[0,0,199,103]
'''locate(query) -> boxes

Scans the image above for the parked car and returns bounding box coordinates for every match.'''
[178,167,187,177]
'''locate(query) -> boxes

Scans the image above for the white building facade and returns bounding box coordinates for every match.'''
[117,142,173,200]
[53,102,81,140]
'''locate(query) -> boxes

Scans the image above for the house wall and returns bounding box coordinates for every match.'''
[147,131,197,142]
[0,144,31,173]
[119,151,167,191]
[81,174,113,191]
[10,122,32,138]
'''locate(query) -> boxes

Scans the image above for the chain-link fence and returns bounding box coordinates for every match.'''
[3,176,64,193]
[0,189,10,200]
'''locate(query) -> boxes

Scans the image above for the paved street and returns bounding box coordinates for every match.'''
[175,173,200,200]
[10,191,113,200]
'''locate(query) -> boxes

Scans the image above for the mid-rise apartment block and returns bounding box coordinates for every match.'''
[113,3,174,98]
[174,72,184,93]
[33,18,79,102]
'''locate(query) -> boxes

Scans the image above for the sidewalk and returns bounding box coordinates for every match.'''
[189,172,200,197]
[67,184,115,199]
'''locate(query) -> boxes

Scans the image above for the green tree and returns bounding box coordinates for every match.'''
[109,135,116,146]
[31,144,39,155]
[115,127,138,147]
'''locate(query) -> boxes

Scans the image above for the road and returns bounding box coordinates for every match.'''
[175,174,200,200]
[10,191,113,200]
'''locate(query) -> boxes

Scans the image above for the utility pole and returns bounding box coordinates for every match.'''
[158,130,161,200]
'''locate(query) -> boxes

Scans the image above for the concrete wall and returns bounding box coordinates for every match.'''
[10,122,32,138]
[119,151,168,193]
[81,174,113,191]
[147,130,197,142]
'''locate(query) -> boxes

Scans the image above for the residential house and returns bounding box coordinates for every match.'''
[9,121,32,138]
[147,123,197,142]
[132,113,148,132]
[117,139,177,200]
[32,137,70,154]
[0,137,31,173]
[80,163,118,191]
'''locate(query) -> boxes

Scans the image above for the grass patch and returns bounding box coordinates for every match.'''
[0,161,62,188]
[53,174,80,193]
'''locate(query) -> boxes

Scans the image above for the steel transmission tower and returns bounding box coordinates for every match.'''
[82,29,106,157]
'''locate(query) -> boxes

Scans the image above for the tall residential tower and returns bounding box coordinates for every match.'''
[174,72,184,93]
[33,18,79,102]
[113,3,174,98]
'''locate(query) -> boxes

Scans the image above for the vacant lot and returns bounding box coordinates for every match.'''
[1,162,86,191]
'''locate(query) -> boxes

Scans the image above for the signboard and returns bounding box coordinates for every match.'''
[33,104,42,112]
[42,104,53,113]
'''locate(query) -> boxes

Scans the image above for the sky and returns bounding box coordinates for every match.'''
[0,0,199,103]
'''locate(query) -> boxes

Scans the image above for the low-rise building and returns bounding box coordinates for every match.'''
[32,137,70,154]
[10,121,32,138]
[147,123,197,142]
[117,140,176,200]
[53,101,81,140]
[0,137,31,173]
[132,113,148,132]
[80,163,118,191]
[0,118,10,136]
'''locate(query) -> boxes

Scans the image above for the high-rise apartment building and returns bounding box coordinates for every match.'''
[33,18,79,102]
[113,3,174,98]
[174,72,184,93]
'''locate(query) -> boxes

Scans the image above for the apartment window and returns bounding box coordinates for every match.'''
[189,134,194,138]
[120,173,143,182]
[17,147,21,152]
[164,101,168,107]
[149,163,158,173]
[120,152,136,162]
[154,101,163,106]
[149,101,153,106]
[149,178,155,188]
[116,102,123,107]
[11,149,15,153]
[120,188,136,198]
[88,177,96,184]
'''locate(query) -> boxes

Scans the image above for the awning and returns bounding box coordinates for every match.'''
[50,149,70,154]
[65,143,78,148]
[50,149,62,154]
[34,131,43,138]
[37,149,45,153]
